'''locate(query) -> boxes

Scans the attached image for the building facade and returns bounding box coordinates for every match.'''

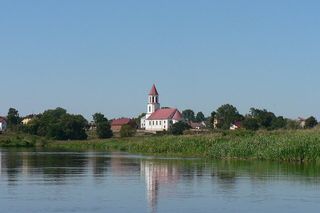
[0,117,7,133]
[111,118,136,132]
[141,85,183,132]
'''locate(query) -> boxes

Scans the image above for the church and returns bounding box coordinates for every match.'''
[141,84,183,132]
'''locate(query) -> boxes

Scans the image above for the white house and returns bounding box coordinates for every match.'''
[141,85,183,132]
[0,117,7,133]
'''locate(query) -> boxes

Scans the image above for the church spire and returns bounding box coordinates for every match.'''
[147,84,160,115]
[149,84,159,96]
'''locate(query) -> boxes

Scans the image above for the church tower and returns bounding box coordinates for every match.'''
[146,84,160,119]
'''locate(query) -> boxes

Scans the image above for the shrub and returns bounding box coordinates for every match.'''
[120,125,136,138]
[169,121,191,135]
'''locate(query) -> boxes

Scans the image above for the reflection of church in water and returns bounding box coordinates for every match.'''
[140,160,180,213]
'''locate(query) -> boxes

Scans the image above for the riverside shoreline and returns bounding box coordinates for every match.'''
[2,129,320,163]
[0,130,320,162]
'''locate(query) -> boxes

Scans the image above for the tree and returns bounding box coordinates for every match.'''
[216,104,242,130]
[182,109,195,122]
[285,119,300,130]
[7,108,21,130]
[249,108,275,129]
[120,124,136,138]
[134,113,146,128]
[169,121,191,135]
[242,117,259,131]
[61,114,88,140]
[24,108,88,140]
[209,111,216,129]
[93,113,113,139]
[271,116,287,130]
[305,116,318,129]
[195,112,205,122]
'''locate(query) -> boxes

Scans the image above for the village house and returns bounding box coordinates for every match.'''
[111,118,136,132]
[230,121,242,130]
[0,117,7,133]
[22,114,35,125]
[298,117,306,128]
[189,121,207,130]
[141,85,183,132]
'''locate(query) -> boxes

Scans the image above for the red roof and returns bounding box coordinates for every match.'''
[147,108,183,121]
[0,117,7,123]
[111,118,132,126]
[172,110,183,120]
[149,84,159,96]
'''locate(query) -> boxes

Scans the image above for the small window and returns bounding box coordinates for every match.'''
[149,121,151,125]
[156,121,158,125]
[159,121,162,125]
[153,121,155,125]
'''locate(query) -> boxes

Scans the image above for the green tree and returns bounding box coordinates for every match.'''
[24,108,88,140]
[93,113,113,139]
[285,119,300,130]
[249,108,275,129]
[120,124,136,138]
[169,121,191,135]
[7,108,21,130]
[134,113,146,128]
[242,117,259,131]
[305,116,318,129]
[61,114,88,140]
[209,111,216,129]
[216,104,242,130]
[271,116,287,130]
[195,112,205,122]
[182,109,195,122]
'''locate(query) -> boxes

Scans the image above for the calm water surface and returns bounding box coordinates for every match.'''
[0,148,320,213]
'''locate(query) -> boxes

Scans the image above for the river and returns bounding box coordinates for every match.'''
[0,148,320,213]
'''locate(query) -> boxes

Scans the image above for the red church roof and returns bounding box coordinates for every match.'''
[149,84,159,96]
[147,108,182,121]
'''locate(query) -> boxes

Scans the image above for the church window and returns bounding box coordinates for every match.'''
[159,121,162,125]
[153,121,155,125]
[156,121,158,125]
[149,121,151,125]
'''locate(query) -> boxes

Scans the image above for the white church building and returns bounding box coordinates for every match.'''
[141,84,183,132]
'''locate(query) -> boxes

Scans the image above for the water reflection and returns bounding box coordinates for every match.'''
[1,149,320,213]
[141,160,180,213]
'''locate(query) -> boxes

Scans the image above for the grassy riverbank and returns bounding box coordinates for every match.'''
[47,129,320,162]
[2,129,320,162]
[0,133,48,147]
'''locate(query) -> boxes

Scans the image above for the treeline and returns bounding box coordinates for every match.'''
[181,104,318,131]
[3,104,319,140]
[6,107,89,140]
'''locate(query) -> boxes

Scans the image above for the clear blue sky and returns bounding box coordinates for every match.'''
[1,0,319,120]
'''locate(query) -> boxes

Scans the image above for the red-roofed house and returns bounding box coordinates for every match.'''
[141,85,183,132]
[230,121,242,130]
[0,117,7,133]
[111,118,137,132]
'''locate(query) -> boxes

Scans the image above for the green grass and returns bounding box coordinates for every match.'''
[0,133,49,147]
[46,129,320,162]
[2,129,320,162]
